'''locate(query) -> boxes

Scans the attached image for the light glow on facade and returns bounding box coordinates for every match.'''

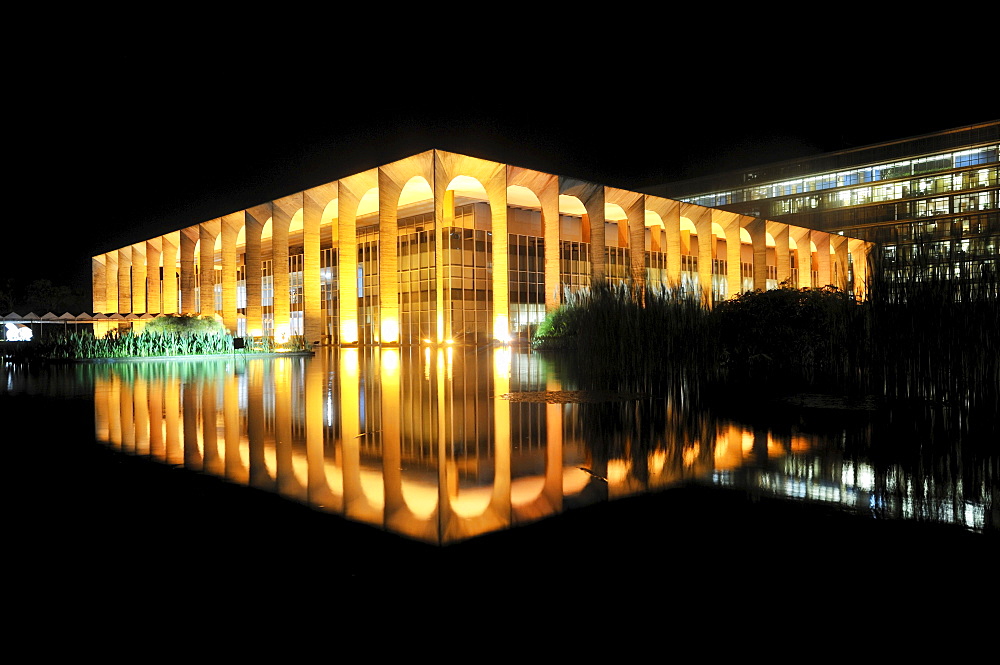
[92,150,872,345]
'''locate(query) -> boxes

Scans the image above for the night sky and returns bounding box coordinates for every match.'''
[6,23,994,306]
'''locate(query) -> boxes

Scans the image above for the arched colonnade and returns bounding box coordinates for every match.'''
[92,150,871,344]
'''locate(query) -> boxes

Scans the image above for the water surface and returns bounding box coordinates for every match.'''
[4,348,994,543]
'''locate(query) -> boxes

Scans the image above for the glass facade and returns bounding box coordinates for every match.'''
[662,123,1000,296]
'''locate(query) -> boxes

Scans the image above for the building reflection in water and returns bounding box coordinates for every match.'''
[83,348,994,542]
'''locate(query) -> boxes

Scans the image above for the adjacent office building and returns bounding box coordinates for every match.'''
[653,121,999,297]
[92,150,871,345]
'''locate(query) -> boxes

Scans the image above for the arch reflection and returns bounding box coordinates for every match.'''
[84,348,993,542]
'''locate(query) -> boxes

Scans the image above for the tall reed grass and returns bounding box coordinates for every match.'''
[533,267,999,413]
[534,281,721,394]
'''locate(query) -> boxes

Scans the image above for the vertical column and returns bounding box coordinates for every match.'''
[221,214,239,334]
[161,232,178,314]
[625,195,646,287]
[746,218,768,291]
[589,192,606,284]
[146,239,161,314]
[245,206,267,336]
[338,180,361,344]
[117,248,132,314]
[813,231,831,288]
[789,226,811,289]
[437,188,454,342]
[378,168,400,344]
[489,174,509,342]
[831,234,849,291]
[663,202,681,285]
[541,176,560,313]
[91,255,106,313]
[719,213,743,298]
[131,244,146,313]
[273,196,298,341]
[770,222,790,286]
[692,207,714,302]
[849,238,869,298]
[104,252,118,313]
[302,193,323,346]
[179,227,198,313]
[199,221,220,318]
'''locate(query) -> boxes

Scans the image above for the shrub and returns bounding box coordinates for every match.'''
[141,314,227,337]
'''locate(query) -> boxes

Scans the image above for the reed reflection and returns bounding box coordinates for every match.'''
[79,348,995,542]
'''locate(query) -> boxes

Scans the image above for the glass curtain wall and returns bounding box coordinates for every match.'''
[321,247,338,344]
[398,211,436,344]
[508,234,545,341]
[443,204,492,345]
[357,224,380,346]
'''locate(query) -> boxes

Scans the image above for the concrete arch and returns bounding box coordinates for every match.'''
[116,247,131,314]
[442,171,497,343]
[219,213,241,333]
[399,175,433,207]
[766,221,788,288]
[559,178,605,283]
[242,205,270,336]
[605,202,628,248]
[303,184,338,345]
[199,219,221,317]
[508,166,560,314]
[605,202,628,220]
[271,195,301,343]
[605,188,645,286]
[130,243,147,314]
[357,188,379,217]
[788,225,812,288]
[506,183,541,208]
[145,237,162,314]
[644,195,681,279]
[338,169,379,344]
[378,152,435,345]
[644,210,664,250]
[434,150,508,343]
[289,208,303,234]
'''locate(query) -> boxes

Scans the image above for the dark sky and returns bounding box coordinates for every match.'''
[5,22,994,303]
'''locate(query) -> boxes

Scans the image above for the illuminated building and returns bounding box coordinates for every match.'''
[653,122,999,296]
[91,150,872,344]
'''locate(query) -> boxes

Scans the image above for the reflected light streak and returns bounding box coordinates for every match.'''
[69,347,993,544]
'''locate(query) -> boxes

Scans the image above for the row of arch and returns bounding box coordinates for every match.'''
[93,150,872,344]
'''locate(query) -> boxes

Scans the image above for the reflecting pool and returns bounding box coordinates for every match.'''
[3,348,996,543]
